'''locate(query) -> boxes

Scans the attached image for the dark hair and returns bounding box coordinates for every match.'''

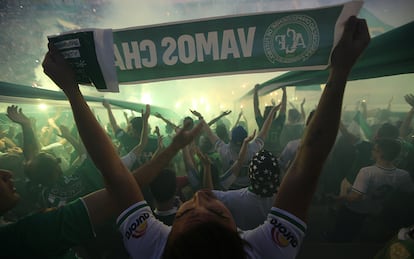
[288,108,301,123]
[231,126,247,145]
[377,123,399,139]
[215,124,229,143]
[150,168,177,203]
[0,153,24,179]
[183,116,194,130]
[130,117,143,132]
[263,106,275,120]
[162,221,248,259]
[24,152,62,186]
[375,138,401,162]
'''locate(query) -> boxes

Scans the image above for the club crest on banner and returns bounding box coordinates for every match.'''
[263,15,320,64]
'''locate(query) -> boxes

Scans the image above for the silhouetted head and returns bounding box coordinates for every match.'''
[163,189,246,259]
[372,138,401,162]
[288,109,301,123]
[150,168,177,203]
[248,150,280,197]
[230,126,247,146]
[24,152,63,187]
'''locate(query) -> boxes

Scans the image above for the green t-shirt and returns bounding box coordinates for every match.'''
[0,198,94,258]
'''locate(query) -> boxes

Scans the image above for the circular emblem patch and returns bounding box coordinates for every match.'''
[263,15,319,64]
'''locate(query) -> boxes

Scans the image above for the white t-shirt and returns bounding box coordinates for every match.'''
[215,138,264,188]
[212,188,275,230]
[348,165,414,214]
[117,201,306,259]
[278,139,301,173]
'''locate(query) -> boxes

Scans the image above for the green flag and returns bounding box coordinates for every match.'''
[49,1,363,92]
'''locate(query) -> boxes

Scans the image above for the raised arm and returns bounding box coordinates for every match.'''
[196,148,214,190]
[191,110,220,145]
[300,98,306,122]
[154,112,178,130]
[132,105,150,157]
[208,110,231,126]
[6,106,40,162]
[42,43,142,215]
[400,94,414,138]
[257,104,281,140]
[220,130,256,190]
[274,16,370,221]
[279,87,287,116]
[253,84,262,119]
[132,121,203,187]
[57,124,86,157]
[233,110,243,129]
[102,100,122,134]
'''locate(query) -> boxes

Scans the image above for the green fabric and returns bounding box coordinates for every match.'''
[242,21,414,98]
[0,81,177,119]
[0,198,94,258]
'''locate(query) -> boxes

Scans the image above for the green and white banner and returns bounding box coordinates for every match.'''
[49,1,363,92]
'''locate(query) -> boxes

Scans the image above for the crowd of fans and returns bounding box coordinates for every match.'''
[0,16,413,259]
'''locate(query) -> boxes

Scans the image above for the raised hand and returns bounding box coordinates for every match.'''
[189,109,202,119]
[244,129,256,144]
[221,110,232,116]
[57,125,71,138]
[331,16,370,71]
[154,126,164,150]
[171,120,203,150]
[404,94,414,108]
[301,98,306,106]
[142,104,150,121]
[42,42,77,93]
[102,100,111,109]
[6,106,31,126]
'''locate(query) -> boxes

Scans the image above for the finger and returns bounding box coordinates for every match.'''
[355,18,370,45]
[343,16,358,37]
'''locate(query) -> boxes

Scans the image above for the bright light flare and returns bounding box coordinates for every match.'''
[38,103,48,111]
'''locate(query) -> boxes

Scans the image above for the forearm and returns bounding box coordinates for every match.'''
[301,105,306,121]
[160,116,177,129]
[202,165,214,190]
[275,68,349,218]
[400,108,414,138]
[64,86,142,201]
[302,68,348,165]
[233,115,241,129]
[62,133,86,156]
[133,143,181,187]
[106,106,120,133]
[208,114,223,126]
[133,119,149,157]
[280,89,287,114]
[253,90,261,117]
[21,123,40,161]
[257,108,275,139]
[182,146,196,171]
[202,120,219,146]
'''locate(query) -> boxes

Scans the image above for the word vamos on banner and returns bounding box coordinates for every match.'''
[48,1,363,92]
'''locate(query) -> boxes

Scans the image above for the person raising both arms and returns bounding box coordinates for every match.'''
[34,15,370,259]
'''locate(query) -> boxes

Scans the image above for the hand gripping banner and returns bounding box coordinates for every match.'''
[48,1,363,92]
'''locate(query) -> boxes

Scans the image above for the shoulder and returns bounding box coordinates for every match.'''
[241,207,306,259]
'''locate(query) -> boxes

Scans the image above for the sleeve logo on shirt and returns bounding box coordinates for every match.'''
[125,212,150,239]
[270,218,299,247]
